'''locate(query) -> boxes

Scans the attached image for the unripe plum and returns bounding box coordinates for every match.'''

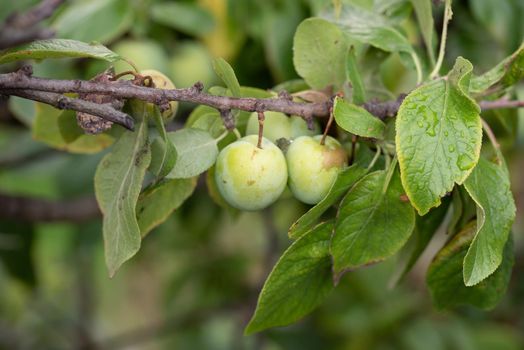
[140,69,178,121]
[286,135,347,204]
[289,116,321,138]
[246,111,291,143]
[112,40,169,74]
[215,135,288,211]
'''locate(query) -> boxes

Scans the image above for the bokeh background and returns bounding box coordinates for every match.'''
[1,0,523,349]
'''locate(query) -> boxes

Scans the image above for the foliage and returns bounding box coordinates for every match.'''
[0,0,523,347]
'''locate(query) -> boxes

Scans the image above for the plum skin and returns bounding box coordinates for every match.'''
[246,113,320,142]
[215,135,288,211]
[286,135,347,205]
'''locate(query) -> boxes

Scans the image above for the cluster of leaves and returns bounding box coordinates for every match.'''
[1,0,523,337]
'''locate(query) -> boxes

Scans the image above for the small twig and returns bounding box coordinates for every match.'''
[481,118,500,152]
[479,99,524,110]
[0,194,100,222]
[430,0,452,79]
[3,89,134,130]
[349,135,358,165]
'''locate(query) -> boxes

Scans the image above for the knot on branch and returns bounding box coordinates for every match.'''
[278,90,293,101]
[192,81,204,93]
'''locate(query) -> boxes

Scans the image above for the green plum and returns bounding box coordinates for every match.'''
[286,135,347,204]
[246,113,321,142]
[112,39,169,75]
[140,69,178,121]
[169,42,215,88]
[215,135,288,211]
[289,116,321,138]
[246,111,291,142]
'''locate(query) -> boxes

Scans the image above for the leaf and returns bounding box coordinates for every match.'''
[345,46,366,104]
[331,167,415,280]
[151,2,215,36]
[94,103,151,277]
[53,0,133,44]
[333,96,385,139]
[462,155,516,286]
[409,0,435,64]
[137,178,197,237]
[212,57,241,97]
[322,4,414,54]
[470,43,524,95]
[427,222,514,310]
[148,107,177,178]
[289,164,367,240]
[293,18,349,90]
[396,57,482,215]
[0,39,120,65]
[166,128,218,179]
[33,105,114,154]
[245,221,334,335]
[390,197,450,286]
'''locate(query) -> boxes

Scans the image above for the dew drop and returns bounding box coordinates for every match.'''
[448,145,455,153]
[444,131,449,136]
[457,154,475,170]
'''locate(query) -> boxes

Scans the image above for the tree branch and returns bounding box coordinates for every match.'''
[3,88,135,130]
[0,194,100,222]
[479,99,524,110]
[0,0,65,49]
[0,67,523,130]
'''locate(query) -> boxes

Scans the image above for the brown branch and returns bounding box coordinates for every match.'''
[0,0,65,49]
[479,99,524,110]
[0,194,100,222]
[3,88,134,130]
[0,67,523,129]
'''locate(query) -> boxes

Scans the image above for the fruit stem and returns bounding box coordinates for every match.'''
[320,107,334,146]
[111,70,141,81]
[367,145,382,171]
[257,111,265,149]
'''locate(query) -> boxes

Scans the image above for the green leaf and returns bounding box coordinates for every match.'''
[333,96,385,139]
[345,46,366,104]
[462,155,516,286]
[33,105,114,154]
[53,0,133,44]
[166,128,218,179]
[322,4,413,54]
[245,221,334,335]
[409,0,435,64]
[94,103,151,277]
[396,57,482,215]
[390,197,450,286]
[427,222,514,310]
[293,18,349,90]
[151,2,215,37]
[0,39,120,65]
[212,58,241,97]
[148,107,177,179]
[331,167,415,280]
[289,164,367,240]
[137,178,197,237]
[470,43,524,95]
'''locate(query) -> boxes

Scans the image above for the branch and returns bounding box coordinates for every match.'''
[0,67,523,128]
[0,0,65,49]
[3,88,135,130]
[479,99,524,110]
[0,194,100,222]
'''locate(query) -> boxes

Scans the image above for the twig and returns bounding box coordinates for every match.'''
[479,99,524,110]
[0,0,65,49]
[0,194,100,222]
[3,89,134,130]
[429,0,452,79]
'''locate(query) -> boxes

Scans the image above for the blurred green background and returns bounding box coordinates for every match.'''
[1,0,523,349]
